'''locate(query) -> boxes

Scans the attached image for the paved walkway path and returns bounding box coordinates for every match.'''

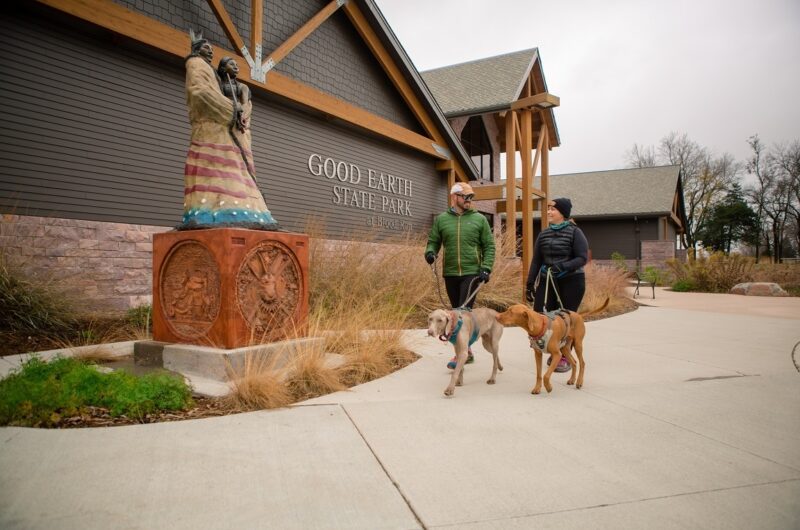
[2,291,799,529]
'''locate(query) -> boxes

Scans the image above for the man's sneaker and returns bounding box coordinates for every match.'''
[547,356,571,373]
[447,353,474,370]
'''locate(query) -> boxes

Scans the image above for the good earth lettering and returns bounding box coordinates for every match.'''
[308,153,414,218]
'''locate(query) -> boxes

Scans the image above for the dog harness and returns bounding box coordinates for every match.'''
[440,310,480,346]
[529,310,572,351]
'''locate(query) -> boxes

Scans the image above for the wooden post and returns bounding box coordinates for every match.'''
[505,111,517,252]
[520,109,533,297]
[540,123,550,232]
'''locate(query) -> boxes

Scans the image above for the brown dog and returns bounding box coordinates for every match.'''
[427,307,504,397]
[495,300,608,394]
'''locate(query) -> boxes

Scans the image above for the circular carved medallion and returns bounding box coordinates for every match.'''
[160,240,220,339]
[236,240,302,341]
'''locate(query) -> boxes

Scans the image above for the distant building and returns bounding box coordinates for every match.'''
[533,166,688,268]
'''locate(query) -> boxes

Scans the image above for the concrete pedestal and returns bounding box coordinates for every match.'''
[152,228,309,349]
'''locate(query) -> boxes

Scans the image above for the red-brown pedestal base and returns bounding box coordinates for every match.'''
[152,228,309,349]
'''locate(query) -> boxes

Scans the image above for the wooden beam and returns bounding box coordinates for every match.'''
[496,199,544,214]
[520,109,533,292]
[263,0,343,71]
[505,110,517,251]
[435,160,454,171]
[511,92,560,111]
[206,0,247,54]
[250,0,263,59]
[474,183,545,201]
[35,0,448,161]
[540,125,550,231]
[38,0,188,56]
[264,72,448,160]
[342,1,470,181]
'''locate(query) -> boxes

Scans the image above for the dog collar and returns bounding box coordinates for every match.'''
[439,310,460,342]
[529,313,550,341]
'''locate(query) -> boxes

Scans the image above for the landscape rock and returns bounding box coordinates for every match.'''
[730,282,788,297]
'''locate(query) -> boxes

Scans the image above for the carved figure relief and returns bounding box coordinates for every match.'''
[160,241,220,339]
[237,241,302,341]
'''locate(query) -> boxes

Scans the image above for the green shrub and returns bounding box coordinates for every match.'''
[126,304,152,332]
[642,266,669,286]
[0,356,193,427]
[611,252,628,271]
[671,278,697,292]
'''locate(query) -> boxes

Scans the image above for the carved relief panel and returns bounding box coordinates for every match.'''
[159,240,220,339]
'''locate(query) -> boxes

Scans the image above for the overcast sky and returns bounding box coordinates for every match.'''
[374,0,800,176]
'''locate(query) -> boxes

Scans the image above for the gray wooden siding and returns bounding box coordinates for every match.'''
[0,9,445,239]
[530,217,661,261]
[110,0,423,132]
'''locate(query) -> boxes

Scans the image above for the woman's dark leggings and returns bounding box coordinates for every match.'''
[534,273,585,313]
[444,274,480,309]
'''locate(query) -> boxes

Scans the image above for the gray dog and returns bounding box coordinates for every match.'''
[427,307,504,396]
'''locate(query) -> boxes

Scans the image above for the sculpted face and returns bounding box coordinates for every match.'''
[198,42,213,61]
[222,59,239,78]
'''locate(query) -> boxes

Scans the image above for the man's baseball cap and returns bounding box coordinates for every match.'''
[450,182,474,195]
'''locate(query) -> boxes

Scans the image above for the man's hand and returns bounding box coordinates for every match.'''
[525,289,535,303]
[478,269,490,283]
[425,252,436,265]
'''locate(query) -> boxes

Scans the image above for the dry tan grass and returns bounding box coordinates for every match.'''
[223,351,293,411]
[580,262,633,314]
[285,341,345,401]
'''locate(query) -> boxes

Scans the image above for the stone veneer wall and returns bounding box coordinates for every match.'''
[0,214,170,312]
[641,240,677,269]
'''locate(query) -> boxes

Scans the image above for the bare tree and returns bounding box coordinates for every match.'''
[745,137,800,262]
[772,141,800,260]
[625,143,657,168]
[744,134,770,261]
[628,132,739,255]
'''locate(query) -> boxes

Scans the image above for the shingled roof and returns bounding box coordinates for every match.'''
[544,166,684,218]
[421,48,541,117]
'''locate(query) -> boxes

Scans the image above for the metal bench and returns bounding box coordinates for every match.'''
[631,271,655,299]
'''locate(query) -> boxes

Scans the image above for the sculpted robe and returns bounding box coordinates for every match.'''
[180,55,277,229]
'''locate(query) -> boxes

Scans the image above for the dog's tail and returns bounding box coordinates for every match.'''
[579,297,610,318]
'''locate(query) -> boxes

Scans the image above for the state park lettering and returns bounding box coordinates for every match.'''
[307,154,413,217]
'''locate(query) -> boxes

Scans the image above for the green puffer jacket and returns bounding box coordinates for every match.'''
[425,208,495,277]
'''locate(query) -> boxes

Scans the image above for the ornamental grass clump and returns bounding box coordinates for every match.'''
[580,262,631,316]
[0,356,193,427]
[667,253,754,293]
[0,250,76,336]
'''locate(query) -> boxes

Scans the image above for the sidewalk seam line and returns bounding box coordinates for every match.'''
[427,477,800,528]
[340,404,427,530]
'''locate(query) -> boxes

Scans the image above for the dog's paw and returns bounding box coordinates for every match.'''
[567,379,575,386]
[544,382,553,393]
[576,382,583,389]
[444,388,454,396]
[486,379,495,385]
[531,386,541,394]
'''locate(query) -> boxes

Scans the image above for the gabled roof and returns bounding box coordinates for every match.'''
[420,49,541,117]
[358,0,479,180]
[546,166,684,218]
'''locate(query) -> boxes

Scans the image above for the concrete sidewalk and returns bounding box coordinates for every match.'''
[2,293,799,529]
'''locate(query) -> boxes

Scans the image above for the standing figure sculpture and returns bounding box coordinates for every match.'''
[179,31,278,230]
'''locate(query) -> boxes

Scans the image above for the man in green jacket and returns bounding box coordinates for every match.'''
[425,182,495,368]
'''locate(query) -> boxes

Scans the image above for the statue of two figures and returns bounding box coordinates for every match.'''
[159,31,301,344]
[179,29,278,231]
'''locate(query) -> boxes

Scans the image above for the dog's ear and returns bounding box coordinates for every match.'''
[525,307,538,334]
